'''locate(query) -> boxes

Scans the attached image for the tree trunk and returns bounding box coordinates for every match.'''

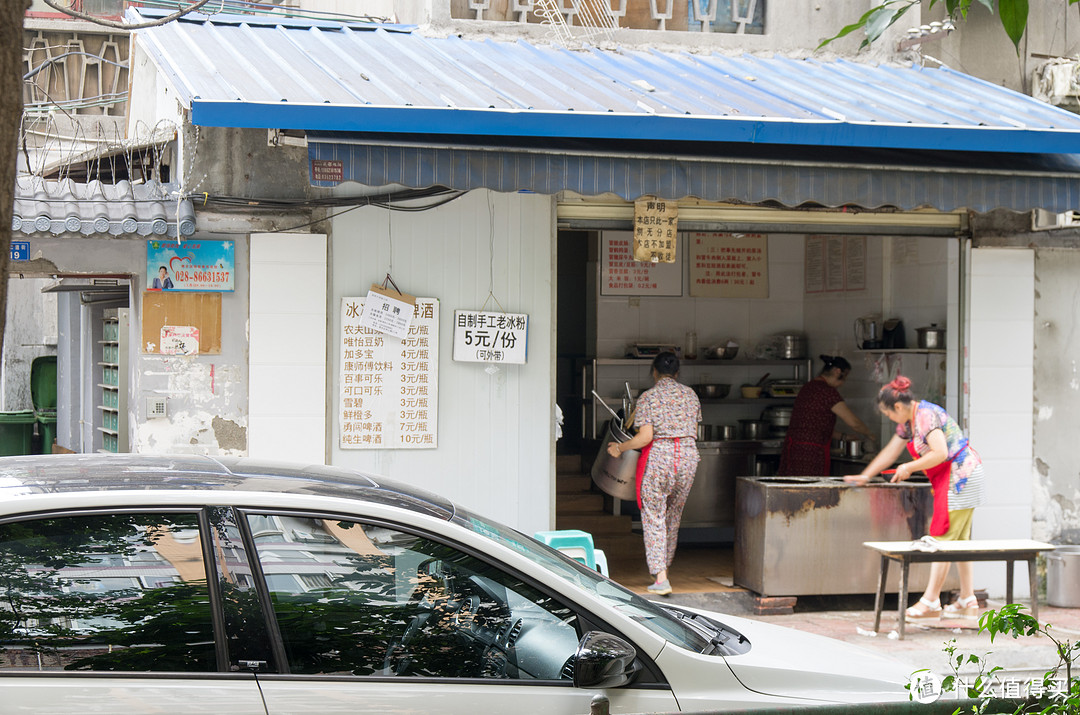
[0,0,30,357]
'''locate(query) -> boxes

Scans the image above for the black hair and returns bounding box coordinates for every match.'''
[652,351,680,377]
[819,354,851,375]
[158,266,168,272]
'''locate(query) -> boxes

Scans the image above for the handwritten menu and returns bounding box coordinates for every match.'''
[600,231,683,296]
[805,235,867,294]
[339,297,439,449]
[688,232,768,298]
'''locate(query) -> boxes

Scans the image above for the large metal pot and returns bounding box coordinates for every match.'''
[739,419,769,440]
[761,406,793,428]
[916,324,946,350]
[841,436,865,459]
[591,420,638,500]
[716,424,739,441]
[778,333,807,359]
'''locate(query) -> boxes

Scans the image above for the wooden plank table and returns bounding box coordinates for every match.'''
[864,539,1056,640]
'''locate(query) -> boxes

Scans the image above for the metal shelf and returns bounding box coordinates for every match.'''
[855,349,945,354]
[595,358,811,367]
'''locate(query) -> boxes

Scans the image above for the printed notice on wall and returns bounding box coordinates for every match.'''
[160,325,199,355]
[359,284,416,339]
[804,236,825,293]
[806,235,867,294]
[453,311,528,364]
[689,232,768,298]
[600,231,683,296]
[632,197,678,263]
[340,297,439,449]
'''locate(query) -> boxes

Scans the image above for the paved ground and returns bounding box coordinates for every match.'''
[660,589,1080,688]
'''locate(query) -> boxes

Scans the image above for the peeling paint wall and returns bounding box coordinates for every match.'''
[1033,248,1080,544]
[2,277,57,412]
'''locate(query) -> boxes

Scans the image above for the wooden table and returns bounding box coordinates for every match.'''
[864,539,1056,639]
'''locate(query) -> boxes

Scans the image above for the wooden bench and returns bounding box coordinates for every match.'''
[864,539,1056,640]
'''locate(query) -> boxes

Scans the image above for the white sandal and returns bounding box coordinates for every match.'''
[943,595,979,619]
[905,597,942,621]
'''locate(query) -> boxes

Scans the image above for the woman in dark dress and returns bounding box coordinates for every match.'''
[778,355,876,476]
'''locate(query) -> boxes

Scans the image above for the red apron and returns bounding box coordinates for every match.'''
[909,441,950,536]
[634,437,686,509]
[779,436,831,476]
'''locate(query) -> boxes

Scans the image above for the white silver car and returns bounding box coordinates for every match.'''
[0,455,910,713]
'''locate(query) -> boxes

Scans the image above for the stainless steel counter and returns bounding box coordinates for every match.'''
[734,476,956,596]
[680,440,781,535]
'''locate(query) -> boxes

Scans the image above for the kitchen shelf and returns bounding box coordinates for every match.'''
[596,358,811,367]
[856,348,945,354]
[700,397,796,405]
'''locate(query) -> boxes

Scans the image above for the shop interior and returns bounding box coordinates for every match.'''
[555,228,956,594]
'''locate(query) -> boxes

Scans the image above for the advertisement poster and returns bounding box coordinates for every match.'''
[688,232,768,298]
[340,297,439,449]
[146,240,235,292]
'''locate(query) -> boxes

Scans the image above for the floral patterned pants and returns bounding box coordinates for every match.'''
[640,438,699,576]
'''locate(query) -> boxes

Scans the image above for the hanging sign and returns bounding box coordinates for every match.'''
[146,240,235,292]
[358,283,416,339]
[453,311,528,364]
[689,232,768,298]
[633,197,679,263]
[601,231,683,296]
[160,325,200,355]
[340,297,439,449]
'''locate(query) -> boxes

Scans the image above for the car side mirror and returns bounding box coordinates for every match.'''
[573,631,641,689]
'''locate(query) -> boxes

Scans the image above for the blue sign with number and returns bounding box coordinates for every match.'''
[10,242,29,261]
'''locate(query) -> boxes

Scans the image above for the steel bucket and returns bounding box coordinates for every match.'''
[591,420,639,501]
[1047,545,1080,608]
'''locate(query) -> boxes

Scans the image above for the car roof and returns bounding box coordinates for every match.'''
[0,454,456,520]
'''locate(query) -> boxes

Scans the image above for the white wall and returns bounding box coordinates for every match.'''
[249,233,328,464]
[328,190,556,536]
[968,248,1035,599]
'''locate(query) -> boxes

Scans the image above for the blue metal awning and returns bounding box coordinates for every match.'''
[131,10,1080,212]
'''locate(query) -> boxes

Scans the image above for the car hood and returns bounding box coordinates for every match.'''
[679,606,914,703]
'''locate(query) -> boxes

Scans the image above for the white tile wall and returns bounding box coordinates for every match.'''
[968,248,1035,598]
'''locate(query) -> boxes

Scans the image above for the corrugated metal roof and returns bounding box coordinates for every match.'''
[131,10,1080,154]
[12,177,195,237]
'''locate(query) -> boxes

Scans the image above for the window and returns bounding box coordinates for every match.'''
[247,514,582,679]
[0,512,216,672]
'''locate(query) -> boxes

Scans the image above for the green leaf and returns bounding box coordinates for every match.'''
[818,3,886,48]
[864,1,914,43]
[974,0,994,12]
[998,0,1029,51]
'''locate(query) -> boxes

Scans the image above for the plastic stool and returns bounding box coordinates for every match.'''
[533,529,596,569]
[593,548,609,577]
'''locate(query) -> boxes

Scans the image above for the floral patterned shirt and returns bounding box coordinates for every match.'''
[896,400,984,510]
[635,377,701,439]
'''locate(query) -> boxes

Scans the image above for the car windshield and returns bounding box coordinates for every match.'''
[454,509,713,654]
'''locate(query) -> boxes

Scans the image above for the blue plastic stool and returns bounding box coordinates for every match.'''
[534,529,608,575]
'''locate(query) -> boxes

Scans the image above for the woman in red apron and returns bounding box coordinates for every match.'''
[607,352,701,596]
[846,376,985,622]
[778,355,876,476]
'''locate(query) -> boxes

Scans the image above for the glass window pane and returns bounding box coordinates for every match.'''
[0,513,216,672]
[248,515,581,679]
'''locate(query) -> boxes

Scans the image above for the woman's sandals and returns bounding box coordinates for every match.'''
[905,597,943,621]
[943,595,980,620]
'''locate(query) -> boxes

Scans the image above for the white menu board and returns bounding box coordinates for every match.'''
[339,297,439,449]
[453,310,528,364]
[600,231,683,296]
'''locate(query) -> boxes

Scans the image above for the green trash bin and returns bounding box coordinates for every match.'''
[0,411,36,456]
[31,356,57,454]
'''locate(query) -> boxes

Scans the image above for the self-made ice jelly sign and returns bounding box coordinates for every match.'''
[452,310,528,364]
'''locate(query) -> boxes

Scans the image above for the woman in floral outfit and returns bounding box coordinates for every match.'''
[607,352,701,595]
[846,375,985,621]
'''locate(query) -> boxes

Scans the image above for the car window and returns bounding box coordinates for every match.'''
[0,512,216,672]
[246,514,582,680]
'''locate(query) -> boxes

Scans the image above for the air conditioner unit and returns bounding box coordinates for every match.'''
[1032,208,1080,231]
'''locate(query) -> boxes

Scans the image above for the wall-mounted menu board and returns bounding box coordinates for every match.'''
[688,232,768,298]
[600,231,683,296]
[805,235,866,294]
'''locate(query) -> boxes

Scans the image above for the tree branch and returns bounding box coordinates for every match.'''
[39,0,215,30]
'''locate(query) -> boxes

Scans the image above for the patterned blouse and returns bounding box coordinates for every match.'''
[896,400,984,510]
[635,377,701,439]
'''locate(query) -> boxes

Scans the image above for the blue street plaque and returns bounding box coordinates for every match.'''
[10,241,29,261]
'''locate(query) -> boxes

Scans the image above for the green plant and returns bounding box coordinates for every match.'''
[932,604,1079,713]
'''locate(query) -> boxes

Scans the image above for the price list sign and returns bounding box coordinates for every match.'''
[339,297,439,449]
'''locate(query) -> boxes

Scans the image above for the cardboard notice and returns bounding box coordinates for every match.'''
[340,297,439,449]
[689,232,768,298]
[633,198,678,263]
[453,311,528,364]
[358,283,417,339]
[601,231,683,296]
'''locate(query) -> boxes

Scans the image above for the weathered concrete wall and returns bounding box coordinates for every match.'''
[1,278,57,411]
[5,236,249,457]
[1033,248,1080,544]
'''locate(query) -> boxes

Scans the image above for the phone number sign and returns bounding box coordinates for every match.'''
[452,310,528,364]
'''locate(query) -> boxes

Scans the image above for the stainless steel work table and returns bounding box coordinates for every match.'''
[864,539,1056,639]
